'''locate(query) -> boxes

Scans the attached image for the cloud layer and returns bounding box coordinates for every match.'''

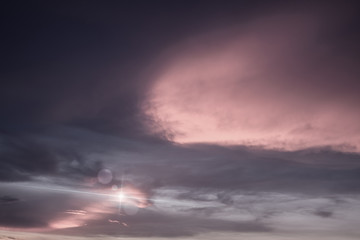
[1,131,360,238]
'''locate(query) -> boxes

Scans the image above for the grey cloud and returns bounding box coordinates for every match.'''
[0,196,19,204]
[0,135,58,181]
[1,132,360,235]
[0,193,64,228]
[314,210,333,218]
[0,127,131,183]
[121,144,360,195]
[0,183,106,229]
[54,209,270,238]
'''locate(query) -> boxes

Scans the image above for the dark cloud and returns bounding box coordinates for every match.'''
[0,196,19,205]
[314,210,333,218]
[0,191,68,228]
[0,128,119,184]
[0,236,17,240]
[0,135,57,181]
[118,144,360,195]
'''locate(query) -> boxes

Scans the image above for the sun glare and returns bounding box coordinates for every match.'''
[118,192,126,202]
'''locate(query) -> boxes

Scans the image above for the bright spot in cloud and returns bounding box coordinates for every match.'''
[116,186,150,216]
[118,192,126,202]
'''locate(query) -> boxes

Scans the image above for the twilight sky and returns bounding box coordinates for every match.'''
[1,1,360,240]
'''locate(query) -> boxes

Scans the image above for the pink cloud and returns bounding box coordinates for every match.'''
[143,6,360,151]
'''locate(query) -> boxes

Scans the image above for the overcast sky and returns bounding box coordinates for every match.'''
[1,1,360,239]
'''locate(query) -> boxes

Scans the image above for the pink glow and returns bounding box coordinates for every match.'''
[50,203,112,229]
[144,12,360,151]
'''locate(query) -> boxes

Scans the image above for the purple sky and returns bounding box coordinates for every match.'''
[1,1,360,239]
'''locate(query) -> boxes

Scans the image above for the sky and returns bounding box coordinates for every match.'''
[1,0,360,239]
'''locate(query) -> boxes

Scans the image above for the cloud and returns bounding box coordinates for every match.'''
[0,182,118,230]
[0,135,58,182]
[0,126,141,183]
[314,210,333,218]
[0,192,62,228]
[0,196,19,205]
[115,143,360,195]
[143,1,360,151]
[1,137,360,237]
[53,208,270,238]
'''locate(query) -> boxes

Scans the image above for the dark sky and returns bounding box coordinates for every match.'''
[1,1,360,240]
